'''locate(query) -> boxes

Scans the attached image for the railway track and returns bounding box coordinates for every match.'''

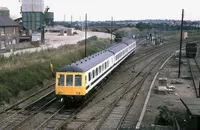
[0,38,179,130]
[122,38,195,73]
[121,44,178,72]
[16,100,64,130]
[0,83,54,115]
[0,90,55,130]
[58,47,175,129]
[187,58,200,97]
[33,82,106,130]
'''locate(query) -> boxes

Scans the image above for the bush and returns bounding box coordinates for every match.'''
[155,106,176,126]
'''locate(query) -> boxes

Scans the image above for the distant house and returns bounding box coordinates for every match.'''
[0,15,19,50]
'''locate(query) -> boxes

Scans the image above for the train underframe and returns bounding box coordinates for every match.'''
[186,52,196,58]
[56,95,86,107]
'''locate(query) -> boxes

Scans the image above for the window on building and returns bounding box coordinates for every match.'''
[12,39,16,44]
[75,75,82,86]
[0,27,5,35]
[58,74,64,86]
[13,27,15,34]
[0,41,5,49]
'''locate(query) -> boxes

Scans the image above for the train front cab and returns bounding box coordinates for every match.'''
[55,72,86,102]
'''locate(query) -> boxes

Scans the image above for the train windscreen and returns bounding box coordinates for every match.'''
[66,75,73,86]
[58,74,64,86]
[75,75,82,86]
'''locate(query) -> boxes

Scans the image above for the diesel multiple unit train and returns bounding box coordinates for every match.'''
[55,38,136,103]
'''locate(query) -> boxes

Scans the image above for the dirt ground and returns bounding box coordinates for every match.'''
[44,30,112,47]
[2,30,112,57]
[142,53,197,128]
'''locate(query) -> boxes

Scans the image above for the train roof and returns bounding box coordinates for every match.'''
[57,50,113,72]
[57,39,135,72]
[107,43,127,53]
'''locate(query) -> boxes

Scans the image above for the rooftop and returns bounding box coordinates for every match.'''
[0,15,19,27]
[0,7,9,10]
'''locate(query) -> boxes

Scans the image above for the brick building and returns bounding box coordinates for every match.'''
[0,15,19,49]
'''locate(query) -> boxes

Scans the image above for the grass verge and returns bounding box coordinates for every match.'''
[0,36,110,103]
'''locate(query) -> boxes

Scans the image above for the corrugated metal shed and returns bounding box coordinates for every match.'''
[0,15,19,27]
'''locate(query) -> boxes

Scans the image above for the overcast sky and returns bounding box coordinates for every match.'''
[1,0,200,21]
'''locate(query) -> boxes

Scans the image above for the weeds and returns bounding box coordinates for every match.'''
[0,37,110,103]
[155,105,187,128]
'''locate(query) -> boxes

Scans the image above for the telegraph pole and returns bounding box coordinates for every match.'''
[85,14,87,57]
[111,16,113,43]
[71,15,73,27]
[178,9,184,78]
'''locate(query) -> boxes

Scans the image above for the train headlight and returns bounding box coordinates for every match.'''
[61,98,64,102]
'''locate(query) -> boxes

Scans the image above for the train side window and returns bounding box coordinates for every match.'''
[99,66,101,73]
[105,62,107,69]
[93,70,95,78]
[89,73,91,81]
[102,64,104,71]
[75,75,82,86]
[66,75,73,86]
[58,74,64,86]
[96,68,98,76]
[107,61,109,67]
[85,76,87,83]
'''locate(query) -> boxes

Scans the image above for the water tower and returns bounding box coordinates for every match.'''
[21,0,44,43]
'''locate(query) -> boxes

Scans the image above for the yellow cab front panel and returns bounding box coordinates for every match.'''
[55,72,86,96]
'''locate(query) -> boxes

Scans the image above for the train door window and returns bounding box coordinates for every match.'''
[85,76,87,84]
[105,62,107,69]
[58,74,64,86]
[66,75,73,86]
[99,66,101,73]
[93,70,95,78]
[89,73,91,81]
[102,64,104,71]
[75,75,82,86]
[96,68,98,76]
